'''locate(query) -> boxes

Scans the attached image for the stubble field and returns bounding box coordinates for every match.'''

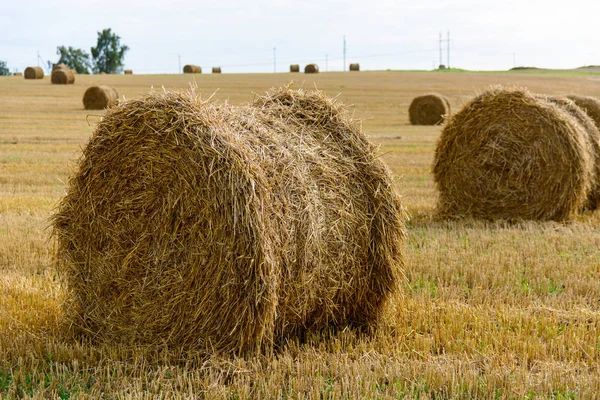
[1,70,600,399]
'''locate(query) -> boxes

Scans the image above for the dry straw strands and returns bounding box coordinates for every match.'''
[52,86,406,355]
[349,63,360,71]
[124,69,133,74]
[304,64,319,73]
[409,93,450,125]
[24,66,44,79]
[183,64,202,73]
[290,64,300,73]
[82,86,119,110]
[567,95,600,129]
[212,67,221,73]
[51,67,75,84]
[433,87,593,221]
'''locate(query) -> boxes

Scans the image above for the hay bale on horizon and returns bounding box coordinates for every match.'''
[212,67,221,73]
[13,72,23,76]
[124,69,133,74]
[24,66,44,79]
[52,64,68,72]
[52,86,406,355]
[433,87,593,221]
[82,85,119,110]
[567,95,600,129]
[290,64,300,73]
[409,93,450,125]
[304,63,319,73]
[183,64,202,73]
[51,68,75,84]
[349,63,360,71]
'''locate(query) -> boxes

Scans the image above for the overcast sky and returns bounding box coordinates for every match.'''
[1,0,599,74]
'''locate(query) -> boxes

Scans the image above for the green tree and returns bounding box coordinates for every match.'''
[90,28,129,74]
[56,46,92,74]
[0,61,10,76]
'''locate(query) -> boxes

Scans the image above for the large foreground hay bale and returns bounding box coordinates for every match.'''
[51,68,75,84]
[52,86,406,354]
[183,64,201,73]
[304,63,319,73]
[433,87,592,221]
[24,66,44,79]
[409,93,450,125]
[212,67,221,73]
[124,69,133,74]
[82,85,119,110]
[349,63,360,71]
[290,64,300,73]
[567,95,600,129]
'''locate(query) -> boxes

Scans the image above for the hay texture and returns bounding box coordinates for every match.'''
[124,69,133,74]
[52,64,68,72]
[409,93,450,125]
[51,68,75,84]
[82,85,119,110]
[52,86,406,354]
[183,64,201,73]
[567,95,600,129]
[212,67,221,73]
[304,63,319,73]
[24,66,44,79]
[290,64,300,73]
[349,63,360,71]
[433,87,592,221]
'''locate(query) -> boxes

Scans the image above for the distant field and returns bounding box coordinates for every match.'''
[1,70,600,398]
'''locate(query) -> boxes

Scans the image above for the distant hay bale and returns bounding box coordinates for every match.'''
[212,67,221,73]
[52,86,406,354]
[290,64,300,73]
[24,66,44,79]
[51,68,75,84]
[124,69,133,75]
[438,64,447,70]
[13,72,22,76]
[349,63,360,71]
[409,93,450,125]
[183,64,202,73]
[433,87,593,221]
[567,95,600,129]
[52,64,68,72]
[304,63,319,73]
[82,85,119,110]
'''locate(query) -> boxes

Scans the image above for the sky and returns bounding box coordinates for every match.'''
[1,0,600,74]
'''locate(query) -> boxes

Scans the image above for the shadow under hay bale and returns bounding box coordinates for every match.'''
[433,87,593,221]
[409,93,450,125]
[24,66,44,79]
[52,86,406,355]
[51,68,75,84]
[183,64,202,73]
[212,67,221,73]
[304,63,319,73]
[290,64,300,73]
[83,85,119,110]
[567,95,600,130]
[349,63,360,71]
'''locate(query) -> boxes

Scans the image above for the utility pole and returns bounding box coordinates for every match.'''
[439,33,442,67]
[513,52,516,68]
[343,35,346,71]
[273,47,276,73]
[326,54,328,72]
[37,50,40,67]
[447,30,450,68]
[178,54,181,73]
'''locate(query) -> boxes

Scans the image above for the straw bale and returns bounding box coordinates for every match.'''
[13,72,23,76]
[52,86,406,354]
[24,66,44,79]
[290,64,300,73]
[51,68,75,84]
[433,87,593,221]
[212,67,221,73]
[349,63,360,71]
[304,63,319,73]
[409,93,450,125]
[567,95,600,129]
[183,64,202,73]
[124,69,133,74]
[52,64,69,72]
[83,85,119,110]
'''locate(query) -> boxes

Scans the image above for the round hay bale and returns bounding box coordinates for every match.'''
[433,87,593,221]
[24,66,44,79]
[13,72,23,76]
[124,69,133,75]
[408,93,450,125]
[567,95,600,129]
[52,87,406,354]
[183,64,201,73]
[544,95,600,210]
[212,67,221,73]
[304,63,319,73]
[438,64,447,70]
[52,64,69,72]
[51,68,75,84]
[349,63,360,71]
[290,64,300,73]
[82,85,119,110]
